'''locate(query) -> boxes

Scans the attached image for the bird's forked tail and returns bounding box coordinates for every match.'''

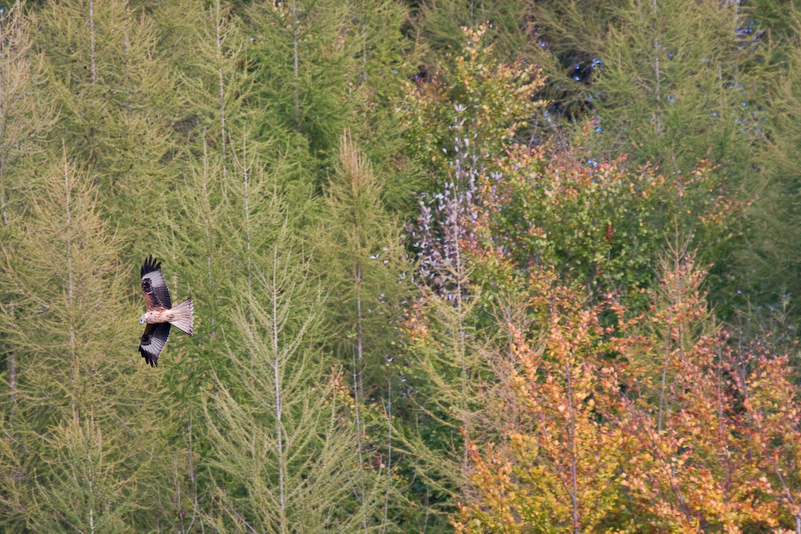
[168,298,194,335]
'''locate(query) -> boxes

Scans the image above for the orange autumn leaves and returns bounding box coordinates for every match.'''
[449,256,801,532]
[453,272,626,533]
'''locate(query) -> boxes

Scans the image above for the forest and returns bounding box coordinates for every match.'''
[1,0,801,531]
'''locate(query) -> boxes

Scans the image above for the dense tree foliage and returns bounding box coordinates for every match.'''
[0,0,800,531]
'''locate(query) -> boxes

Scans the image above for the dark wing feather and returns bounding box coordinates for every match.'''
[140,255,171,310]
[139,322,171,367]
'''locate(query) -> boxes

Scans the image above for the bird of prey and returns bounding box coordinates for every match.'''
[139,256,194,367]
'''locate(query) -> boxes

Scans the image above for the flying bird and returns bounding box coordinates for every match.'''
[139,256,194,367]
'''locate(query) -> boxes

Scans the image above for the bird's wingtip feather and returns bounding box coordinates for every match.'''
[140,255,162,278]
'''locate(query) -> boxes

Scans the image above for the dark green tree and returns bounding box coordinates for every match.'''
[414,0,532,60]
[317,131,412,531]
[319,131,411,393]
[742,11,801,321]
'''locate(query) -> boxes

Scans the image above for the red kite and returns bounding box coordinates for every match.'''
[139,256,194,367]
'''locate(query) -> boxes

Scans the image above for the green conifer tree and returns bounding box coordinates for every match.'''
[0,153,175,531]
[243,0,366,184]
[247,0,353,136]
[415,0,531,60]
[320,131,410,392]
[0,2,54,415]
[317,131,412,531]
[591,0,765,181]
[348,0,417,211]
[204,223,367,533]
[35,0,180,261]
[147,0,261,389]
[742,13,801,320]
[0,2,52,233]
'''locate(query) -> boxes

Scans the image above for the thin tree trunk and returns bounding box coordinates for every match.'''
[89,1,97,85]
[87,419,96,534]
[360,0,367,84]
[272,244,287,534]
[352,348,367,532]
[63,148,77,420]
[202,136,215,327]
[652,0,661,135]
[354,254,368,531]
[0,13,10,405]
[292,1,300,132]
[187,414,205,534]
[381,379,392,534]
[215,0,228,199]
[0,9,4,149]
[8,300,15,405]
[452,188,468,476]
[657,320,671,433]
[243,130,252,306]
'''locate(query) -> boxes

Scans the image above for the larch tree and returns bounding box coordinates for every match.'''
[35,0,180,261]
[243,0,366,187]
[0,1,53,420]
[0,153,175,532]
[0,1,52,240]
[317,130,412,531]
[149,0,257,387]
[204,219,367,533]
[345,0,417,213]
[414,0,532,61]
[742,10,801,322]
[590,0,766,179]
[320,131,410,392]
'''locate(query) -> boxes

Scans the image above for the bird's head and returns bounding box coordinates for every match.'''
[139,313,147,325]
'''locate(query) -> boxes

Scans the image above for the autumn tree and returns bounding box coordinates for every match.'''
[609,251,775,530]
[454,248,797,532]
[735,342,801,530]
[453,269,626,533]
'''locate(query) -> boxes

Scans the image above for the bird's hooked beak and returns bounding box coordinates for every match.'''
[139,315,146,325]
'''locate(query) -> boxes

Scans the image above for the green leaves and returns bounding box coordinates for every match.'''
[401,24,545,185]
[474,140,741,311]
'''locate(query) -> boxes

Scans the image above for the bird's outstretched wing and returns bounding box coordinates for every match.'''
[139,322,171,367]
[141,255,171,310]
